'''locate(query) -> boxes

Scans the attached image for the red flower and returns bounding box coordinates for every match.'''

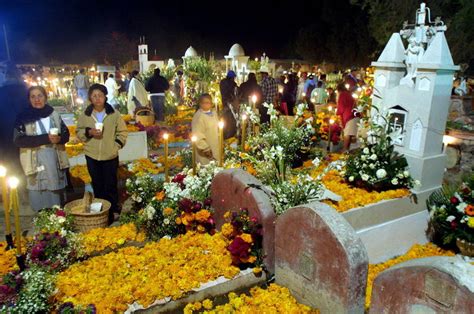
[56,209,66,217]
[450,221,458,230]
[178,198,194,213]
[227,237,251,259]
[450,196,459,205]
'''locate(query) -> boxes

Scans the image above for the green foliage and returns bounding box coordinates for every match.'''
[48,97,69,107]
[427,175,474,246]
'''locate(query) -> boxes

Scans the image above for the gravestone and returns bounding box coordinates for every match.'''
[370,257,474,313]
[371,2,459,194]
[210,168,276,273]
[275,202,368,313]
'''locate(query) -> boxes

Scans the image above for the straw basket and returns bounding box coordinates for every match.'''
[135,108,155,127]
[65,198,111,232]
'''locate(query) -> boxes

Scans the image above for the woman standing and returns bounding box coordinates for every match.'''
[127,70,149,117]
[77,84,128,224]
[336,83,360,152]
[14,86,70,211]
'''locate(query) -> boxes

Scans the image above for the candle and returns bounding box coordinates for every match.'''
[191,135,197,175]
[0,166,12,249]
[163,133,169,182]
[251,94,257,111]
[218,120,224,167]
[327,119,335,152]
[328,105,333,112]
[8,177,20,255]
[241,114,247,151]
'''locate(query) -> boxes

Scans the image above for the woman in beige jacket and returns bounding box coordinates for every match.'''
[191,94,220,165]
[77,84,128,223]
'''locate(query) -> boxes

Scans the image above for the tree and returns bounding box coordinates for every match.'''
[99,32,136,67]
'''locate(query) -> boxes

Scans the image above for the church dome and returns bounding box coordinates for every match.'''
[228,43,245,57]
[184,46,198,58]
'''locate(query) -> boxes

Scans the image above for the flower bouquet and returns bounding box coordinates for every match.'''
[221,209,263,270]
[344,109,416,192]
[427,175,474,255]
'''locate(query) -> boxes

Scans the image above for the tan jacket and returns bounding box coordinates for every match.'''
[77,104,128,161]
[191,109,220,165]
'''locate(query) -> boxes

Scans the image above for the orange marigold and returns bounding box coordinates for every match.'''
[195,210,211,222]
[163,207,174,215]
[465,204,474,216]
[239,233,253,244]
[155,191,165,201]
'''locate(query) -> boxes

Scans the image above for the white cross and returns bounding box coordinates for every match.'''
[239,66,249,81]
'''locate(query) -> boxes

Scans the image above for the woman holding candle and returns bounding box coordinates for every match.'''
[191,94,220,165]
[77,84,128,224]
[13,86,70,211]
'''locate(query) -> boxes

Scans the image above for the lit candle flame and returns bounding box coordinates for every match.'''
[8,177,19,189]
[163,133,169,140]
[218,121,224,129]
[191,135,197,142]
[0,166,6,177]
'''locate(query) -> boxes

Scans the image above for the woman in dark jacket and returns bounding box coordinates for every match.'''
[14,86,70,211]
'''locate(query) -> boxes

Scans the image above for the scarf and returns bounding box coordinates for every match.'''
[18,104,54,124]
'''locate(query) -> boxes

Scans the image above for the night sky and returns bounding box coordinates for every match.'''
[0,0,362,64]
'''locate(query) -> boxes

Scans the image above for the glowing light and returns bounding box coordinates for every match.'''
[76,98,84,104]
[191,135,197,142]
[251,94,257,104]
[218,121,224,129]
[8,177,19,189]
[0,166,6,177]
[352,93,358,99]
[163,133,169,140]
[310,98,316,103]
[328,106,333,112]
[329,119,335,125]
[242,114,247,121]
[443,135,456,145]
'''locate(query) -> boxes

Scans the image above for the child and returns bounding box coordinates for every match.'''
[191,94,220,165]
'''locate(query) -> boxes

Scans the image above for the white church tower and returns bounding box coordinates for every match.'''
[371,3,459,194]
[138,36,148,73]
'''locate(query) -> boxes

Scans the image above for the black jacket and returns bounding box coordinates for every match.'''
[145,75,170,94]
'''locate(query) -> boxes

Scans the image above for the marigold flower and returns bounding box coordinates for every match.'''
[155,191,165,201]
[195,209,211,222]
[465,204,474,216]
[221,223,234,238]
[239,233,253,244]
[163,207,174,216]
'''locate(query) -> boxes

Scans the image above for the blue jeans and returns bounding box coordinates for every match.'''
[150,95,165,121]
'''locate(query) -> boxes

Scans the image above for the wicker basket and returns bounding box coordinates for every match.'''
[65,198,111,232]
[135,108,155,127]
[456,238,474,257]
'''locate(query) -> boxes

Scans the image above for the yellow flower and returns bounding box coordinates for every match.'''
[195,209,211,222]
[252,267,262,275]
[202,299,213,310]
[239,233,253,244]
[467,217,474,228]
[221,223,234,238]
[55,232,240,313]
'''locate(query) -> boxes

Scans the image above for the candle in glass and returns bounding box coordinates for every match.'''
[251,94,257,111]
[218,121,224,167]
[8,177,20,255]
[191,135,197,175]
[241,114,247,151]
[327,119,335,152]
[163,133,169,182]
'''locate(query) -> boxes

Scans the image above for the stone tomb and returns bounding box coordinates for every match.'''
[275,202,368,314]
[68,131,148,166]
[370,256,474,313]
[211,168,277,273]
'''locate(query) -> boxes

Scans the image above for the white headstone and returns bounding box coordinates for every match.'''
[371,2,459,193]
